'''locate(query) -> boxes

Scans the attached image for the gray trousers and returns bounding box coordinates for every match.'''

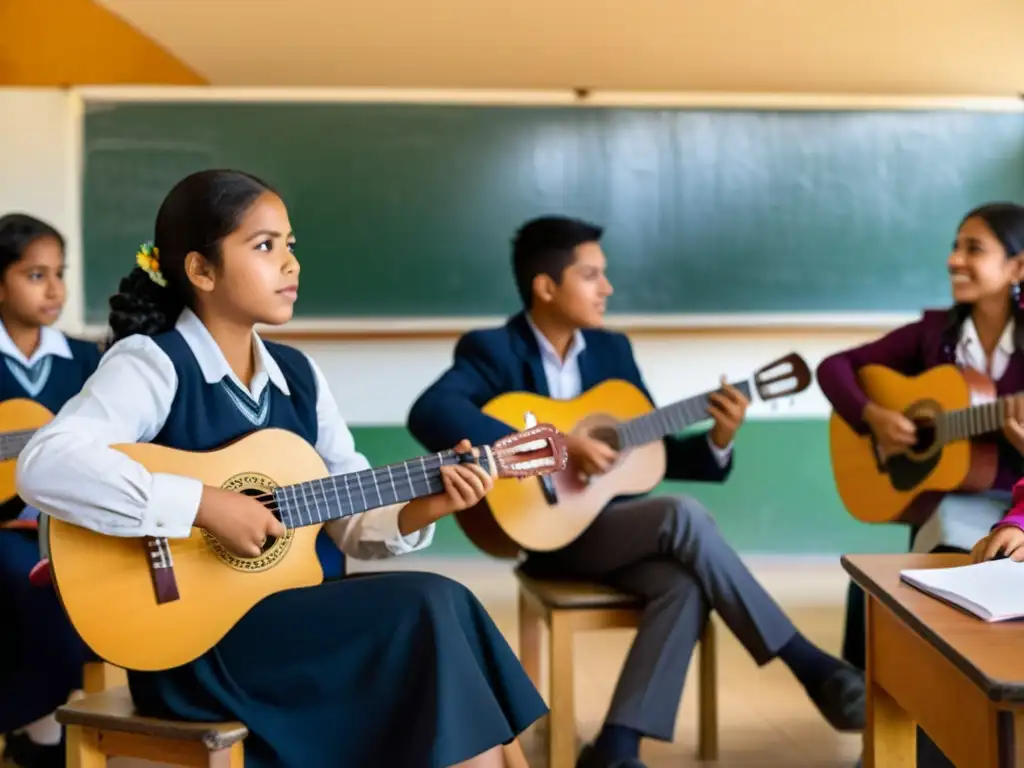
[522,494,798,741]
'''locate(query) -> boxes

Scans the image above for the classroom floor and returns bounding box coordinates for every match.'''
[4,556,863,768]
[430,555,864,768]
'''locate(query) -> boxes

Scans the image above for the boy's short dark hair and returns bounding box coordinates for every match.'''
[511,215,603,308]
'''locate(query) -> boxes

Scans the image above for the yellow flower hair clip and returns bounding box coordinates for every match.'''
[135,241,167,288]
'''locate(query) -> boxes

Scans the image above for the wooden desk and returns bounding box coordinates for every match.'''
[842,553,1024,768]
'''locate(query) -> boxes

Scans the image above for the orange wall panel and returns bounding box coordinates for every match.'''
[0,0,205,85]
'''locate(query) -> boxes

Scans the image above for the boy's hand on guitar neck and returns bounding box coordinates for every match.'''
[565,376,750,478]
[195,486,287,559]
[708,377,750,449]
[862,403,917,459]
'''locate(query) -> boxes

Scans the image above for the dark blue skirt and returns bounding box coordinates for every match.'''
[129,571,547,767]
[0,528,96,732]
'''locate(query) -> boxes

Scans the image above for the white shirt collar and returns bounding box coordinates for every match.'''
[174,308,290,397]
[958,316,1015,375]
[0,322,73,367]
[525,313,586,366]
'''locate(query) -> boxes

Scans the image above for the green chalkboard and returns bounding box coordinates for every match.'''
[81,101,1024,322]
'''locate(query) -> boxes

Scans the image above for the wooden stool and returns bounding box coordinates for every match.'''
[60,667,529,768]
[516,569,718,768]
[56,686,247,768]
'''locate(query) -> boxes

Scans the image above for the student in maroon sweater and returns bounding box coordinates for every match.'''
[818,202,1024,768]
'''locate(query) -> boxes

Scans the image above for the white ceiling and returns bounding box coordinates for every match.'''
[98,0,1024,94]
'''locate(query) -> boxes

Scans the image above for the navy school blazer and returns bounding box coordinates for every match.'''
[406,312,732,484]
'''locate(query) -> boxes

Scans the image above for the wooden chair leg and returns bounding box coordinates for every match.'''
[502,737,530,768]
[207,741,245,767]
[518,589,547,758]
[697,620,718,761]
[518,589,543,691]
[548,612,576,768]
[65,725,106,768]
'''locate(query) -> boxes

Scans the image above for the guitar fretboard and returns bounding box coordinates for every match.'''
[0,429,36,462]
[274,449,492,529]
[616,380,753,449]
[939,397,1016,442]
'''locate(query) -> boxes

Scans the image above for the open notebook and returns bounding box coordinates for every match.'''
[900,558,1024,622]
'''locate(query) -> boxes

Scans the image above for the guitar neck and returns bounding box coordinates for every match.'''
[616,379,753,449]
[273,449,492,529]
[940,395,1019,442]
[0,428,36,462]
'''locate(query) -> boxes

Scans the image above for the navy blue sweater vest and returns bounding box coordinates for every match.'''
[150,331,343,578]
[0,337,101,413]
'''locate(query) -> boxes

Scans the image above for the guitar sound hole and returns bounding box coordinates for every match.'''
[240,487,280,554]
[589,426,621,451]
[910,418,936,453]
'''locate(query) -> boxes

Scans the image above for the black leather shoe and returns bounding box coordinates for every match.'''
[807,663,866,732]
[2,732,65,768]
[575,743,648,768]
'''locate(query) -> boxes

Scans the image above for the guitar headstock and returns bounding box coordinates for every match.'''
[752,353,813,403]
[490,423,568,479]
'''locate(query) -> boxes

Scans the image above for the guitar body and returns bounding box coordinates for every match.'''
[0,399,54,504]
[457,379,666,556]
[829,364,999,525]
[47,429,330,672]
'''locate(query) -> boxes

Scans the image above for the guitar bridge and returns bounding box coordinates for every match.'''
[145,537,181,605]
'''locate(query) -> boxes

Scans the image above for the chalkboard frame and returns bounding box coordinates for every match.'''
[70,86,1024,339]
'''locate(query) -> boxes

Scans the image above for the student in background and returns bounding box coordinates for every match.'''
[818,201,1024,768]
[0,213,102,768]
[16,170,547,768]
[407,215,865,768]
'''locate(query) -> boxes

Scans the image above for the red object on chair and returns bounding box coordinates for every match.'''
[29,557,51,587]
[0,519,38,532]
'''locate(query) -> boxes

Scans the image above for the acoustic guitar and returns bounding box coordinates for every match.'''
[830,364,1010,525]
[454,353,813,557]
[46,425,566,671]
[0,398,53,506]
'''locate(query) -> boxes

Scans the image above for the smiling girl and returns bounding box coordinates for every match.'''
[818,202,1024,768]
[819,202,1024,559]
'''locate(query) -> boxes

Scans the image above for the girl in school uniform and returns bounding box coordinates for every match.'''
[0,213,102,768]
[818,201,1024,768]
[15,169,547,768]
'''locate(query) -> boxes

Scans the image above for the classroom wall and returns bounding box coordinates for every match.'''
[0,0,204,86]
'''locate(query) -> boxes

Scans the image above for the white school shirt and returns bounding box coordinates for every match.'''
[15,308,433,559]
[524,315,733,466]
[0,322,73,368]
[956,316,1014,380]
